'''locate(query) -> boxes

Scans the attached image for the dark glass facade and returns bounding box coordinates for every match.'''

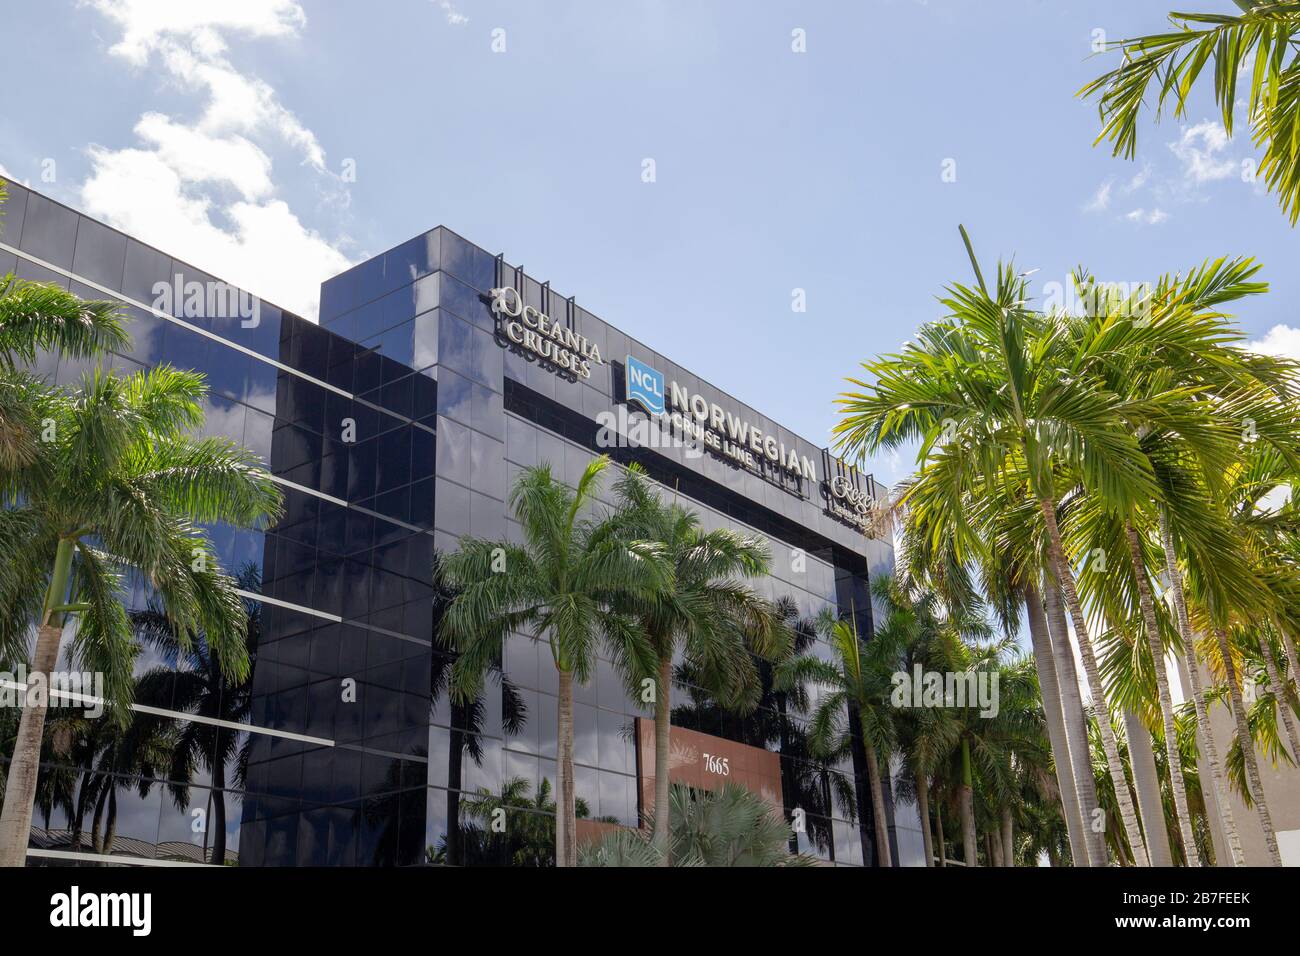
[0,183,920,866]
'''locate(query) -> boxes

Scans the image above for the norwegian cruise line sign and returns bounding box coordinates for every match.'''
[623,355,816,483]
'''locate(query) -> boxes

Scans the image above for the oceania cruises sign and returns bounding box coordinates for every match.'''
[623,355,816,482]
[489,286,603,380]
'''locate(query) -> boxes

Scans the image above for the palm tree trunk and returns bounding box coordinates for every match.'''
[915,771,934,868]
[1124,521,1197,865]
[1123,708,1173,865]
[1258,632,1300,762]
[989,830,1002,867]
[1024,582,1090,866]
[1042,577,1109,866]
[1279,629,1300,700]
[1212,626,1282,866]
[0,537,76,868]
[71,772,91,854]
[1000,804,1014,866]
[1038,497,1150,866]
[935,794,945,866]
[958,738,977,866]
[652,656,672,866]
[210,751,228,866]
[103,787,118,857]
[91,781,107,854]
[1159,509,1245,866]
[861,737,893,867]
[446,703,466,866]
[556,667,577,867]
[775,692,800,855]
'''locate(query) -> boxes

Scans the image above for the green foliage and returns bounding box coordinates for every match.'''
[1080,2,1300,224]
[580,783,815,867]
[0,365,282,718]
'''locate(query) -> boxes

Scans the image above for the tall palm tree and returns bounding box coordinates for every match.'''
[0,365,280,866]
[873,577,961,867]
[835,230,1159,865]
[1080,1,1300,224]
[1062,259,1300,866]
[904,476,1105,867]
[438,456,672,866]
[608,466,784,863]
[1170,436,1300,865]
[835,229,1300,866]
[775,607,897,867]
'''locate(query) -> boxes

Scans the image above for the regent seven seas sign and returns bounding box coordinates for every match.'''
[625,354,817,483]
[825,473,875,534]
[489,285,603,380]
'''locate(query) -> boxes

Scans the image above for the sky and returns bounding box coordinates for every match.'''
[1,0,1296,490]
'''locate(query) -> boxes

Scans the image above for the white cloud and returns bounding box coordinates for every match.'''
[155,41,325,170]
[78,0,350,319]
[435,1,469,25]
[1124,163,1151,193]
[82,147,347,319]
[84,0,306,65]
[1248,324,1300,361]
[1124,207,1168,225]
[1084,180,1112,213]
[1169,121,1238,184]
[133,112,273,199]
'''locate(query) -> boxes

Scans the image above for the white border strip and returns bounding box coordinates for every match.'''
[235,588,342,623]
[0,239,353,400]
[2,239,439,437]
[131,703,334,747]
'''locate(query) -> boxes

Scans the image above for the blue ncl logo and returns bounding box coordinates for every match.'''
[625,355,665,416]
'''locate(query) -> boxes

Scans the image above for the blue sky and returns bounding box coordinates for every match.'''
[1,0,1296,487]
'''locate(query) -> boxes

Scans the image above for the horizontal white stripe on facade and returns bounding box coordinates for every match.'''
[0,678,334,748]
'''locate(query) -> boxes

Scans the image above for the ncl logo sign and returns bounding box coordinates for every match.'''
[625,355,665,416]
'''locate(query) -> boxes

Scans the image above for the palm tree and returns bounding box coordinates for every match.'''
[438,456,672,866]
[1062,259,1300,867]
[608,466,784,863]
[1079,1,1300,224]
[1165,433,1300,865]
[835,230,1157,864]
[775,606,896,866]
[0,365,281,866]
[898,481,1106,867]
[834,228,1300,866]
[0,183,128,477]
[580,782,816,867]
[871,577,960,867]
